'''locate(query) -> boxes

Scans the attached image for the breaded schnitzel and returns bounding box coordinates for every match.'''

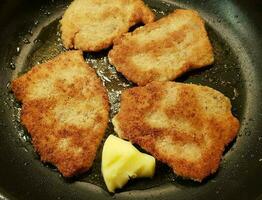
[109,9,214,86]
[12,51,109,177]
[60,0,155,52]
[112,82,239,181]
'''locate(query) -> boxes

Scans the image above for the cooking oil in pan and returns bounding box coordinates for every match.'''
[9,2,245,192]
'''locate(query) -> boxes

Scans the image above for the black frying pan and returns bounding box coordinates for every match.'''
[0,0,261,199]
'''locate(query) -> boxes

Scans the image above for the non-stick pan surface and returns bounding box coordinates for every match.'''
[0,0,261,199]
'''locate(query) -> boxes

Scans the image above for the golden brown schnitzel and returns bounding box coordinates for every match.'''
[113,81,239,181]
[60,0,155,51]
[109,9,214,85]
[12,50,109,177]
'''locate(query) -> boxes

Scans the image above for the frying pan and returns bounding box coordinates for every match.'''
[0,0,261,199]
